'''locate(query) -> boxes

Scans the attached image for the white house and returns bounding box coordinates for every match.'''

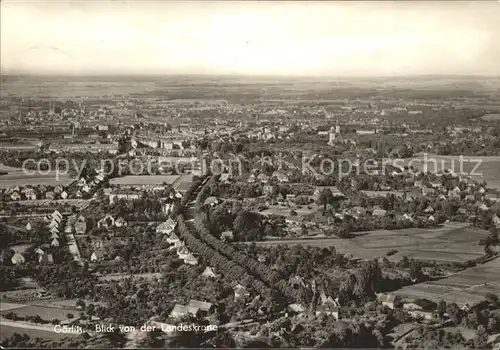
[169,304,200,319]
[403,213,414,222]
[315,304,339,319]
[272,171,289,183]
[11,252,26,265]
[166,233,180,244]
[98,214,115,228]
[204,196,219,207]
[377,293,397,309]
[202,267,217,278]
[233,283,250,302]
[372,207,387,217]
[221,230,234,242]
[257,173,270,183]
[177,246,190,259]
[492,214,500,228]
[424,205,435,214]
[183,254,198,265]
[52,210,62,221]
[39,253,54,264]
[114,217,128,228]
[10,192,21,201]
[90,250,104,262]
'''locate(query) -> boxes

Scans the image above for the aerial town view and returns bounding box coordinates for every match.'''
[1,0,500,349]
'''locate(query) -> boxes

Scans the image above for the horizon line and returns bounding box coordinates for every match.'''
[2,71,500,80]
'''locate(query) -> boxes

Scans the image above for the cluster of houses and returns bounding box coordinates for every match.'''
[64,214,87,235]
[4,184,73,202]
[169,299,214,319]
[103,185,183,210]
[258,172,500,232]
[76,169,107,196]
[156,218,198,265]
[63,214,84,263]
[10,210,64,265]
[97,214,128,229]
[376,293,461,321]
[2,167,110,203]
[247,170,290,184]
[285,291,454,323]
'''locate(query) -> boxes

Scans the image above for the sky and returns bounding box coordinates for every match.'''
[1,1,499,76]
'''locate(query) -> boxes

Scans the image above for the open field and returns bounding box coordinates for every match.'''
[393,257,500,306]
[97,272,162,282]
[0,288,51,303]
[109,175,180,186]
[14,199,91,208]
[481,113,500,121]
[0,171,75,189]
[29,299,84,309]
[0,305,81,321]
[245,222,489,262]
[0,303,29,312]
[0,323,73,341]
[400,154,500,190]
[362,190,407,198]
[3,75,499,101]
[259,203,319,217]
[0,143,37,150]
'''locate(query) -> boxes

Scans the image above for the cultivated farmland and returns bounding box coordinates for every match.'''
[246,222,489,262]
[393,257,500,306]
[0,324,74,341]
[0,165,75,189]
[109,175,180,186]
[0,305,80,321]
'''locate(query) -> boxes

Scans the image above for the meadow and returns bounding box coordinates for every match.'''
[0,164,75,189]
[0,324,73,341]
[248,222,489,262]
[393,257,500,306]
[0,305,80,321]
[109,175,181,186]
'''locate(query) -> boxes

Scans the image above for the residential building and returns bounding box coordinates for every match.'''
[233,283,250,302]
[202,267,217,278]
[39,253,54,264]
[221,230,234,242]
[11,252,26,265]
[377,294,397,309]
[187,300,213,313]
[90,250,105,262]
[315,304,340,319]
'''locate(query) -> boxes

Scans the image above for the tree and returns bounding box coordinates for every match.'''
[317,188,333,210]
[474,325,488,349]
[488,227,499,244]
[138,328,165,348]
[338,274,357,305]
[437,300,447,318]
[76,299,85,309]
[485,293,499,307]
[446,303,462,325]
[409,260,424,280]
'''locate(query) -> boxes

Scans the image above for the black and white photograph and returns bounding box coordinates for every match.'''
[1,0,500,348]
